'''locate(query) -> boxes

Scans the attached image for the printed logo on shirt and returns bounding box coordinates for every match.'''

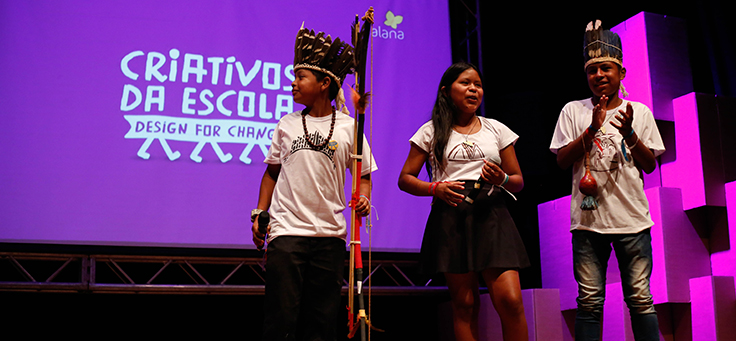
[588,133,621,189]
[448,141,485,160]
[590,134,621,172]
[287,131,336,165]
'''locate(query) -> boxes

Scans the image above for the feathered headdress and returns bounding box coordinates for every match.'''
[294,23,356,113]
[584,20,623,69]
[584,20,628,97]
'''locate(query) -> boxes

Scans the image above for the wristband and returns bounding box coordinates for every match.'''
[501,173,509,186]
[428,182,437,196]
[586,125,598,138]
[626,135,640,149]
[428,181,448,196]
[626,129,635,138]
[250,208,264,223]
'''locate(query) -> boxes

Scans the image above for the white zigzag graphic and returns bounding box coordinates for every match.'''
[124,115,274,164]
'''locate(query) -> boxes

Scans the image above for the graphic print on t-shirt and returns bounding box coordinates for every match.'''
[589,133,621,187]
[448,141,485,161]
[285,130,337,165]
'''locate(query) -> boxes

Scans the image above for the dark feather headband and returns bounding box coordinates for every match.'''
[293,22,356,89]
[583,20,623,71]
[583,20,628,97]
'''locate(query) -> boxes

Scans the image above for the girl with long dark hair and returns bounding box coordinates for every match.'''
[399,62,529,341]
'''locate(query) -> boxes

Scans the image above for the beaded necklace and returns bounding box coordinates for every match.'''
[301,108,336,149]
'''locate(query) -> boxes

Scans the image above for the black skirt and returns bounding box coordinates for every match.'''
[419,182,530,274]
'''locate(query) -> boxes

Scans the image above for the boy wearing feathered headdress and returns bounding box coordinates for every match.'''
[251,24,378,340]
[549,20,665,341]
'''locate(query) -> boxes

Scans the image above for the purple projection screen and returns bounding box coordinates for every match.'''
[0,1,451,250]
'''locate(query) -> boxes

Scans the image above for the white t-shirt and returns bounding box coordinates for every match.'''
[550,99,665,234]
[264,110,378,242]
[410,117,518,181]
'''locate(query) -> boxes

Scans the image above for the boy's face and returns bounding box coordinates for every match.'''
[291,69,329,106]
[586,61,626,98]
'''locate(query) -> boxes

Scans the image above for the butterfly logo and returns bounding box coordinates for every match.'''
[384,11,403,29]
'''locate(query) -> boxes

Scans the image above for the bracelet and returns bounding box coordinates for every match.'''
[428,181,448,196]
[621,133,640,162]
[360,194,370,204]
[250,208,264,223]
[587,127,597,138]
[587,125,599,136]
[428,182,437,196]
[626,129,635,138]
[626,135,640,149]
[501,173,509,186]
[583,125,598,147]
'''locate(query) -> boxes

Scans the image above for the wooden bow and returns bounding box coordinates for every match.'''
[347,7,379,341]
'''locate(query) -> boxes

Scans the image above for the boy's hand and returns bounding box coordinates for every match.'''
[251,220,269,249]
[354,195,371,216]
[612,102,634,136]
[591,95,609,130]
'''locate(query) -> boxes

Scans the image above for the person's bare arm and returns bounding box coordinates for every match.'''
[252,164,280,249]
[398,143,465,206]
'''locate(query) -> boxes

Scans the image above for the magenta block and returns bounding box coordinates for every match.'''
[611,12,693,122]
[647,187,711,303]
[524,289,564,341]
[611,13,694,190]
[661,93,727,210]
[712,181,736,277]
[689,276,736,341]
[610,13,653,116]
[538,196,577,311]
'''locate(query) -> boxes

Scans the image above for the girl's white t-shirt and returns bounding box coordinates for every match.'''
[410,117,518,181]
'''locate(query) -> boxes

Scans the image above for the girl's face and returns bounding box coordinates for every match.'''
[444,68,483,115]
[291,69,329,106]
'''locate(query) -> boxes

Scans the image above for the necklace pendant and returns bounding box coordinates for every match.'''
[463,140,475,147]
[328,140,338,150]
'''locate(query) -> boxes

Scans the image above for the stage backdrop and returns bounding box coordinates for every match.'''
[0,1,450,250]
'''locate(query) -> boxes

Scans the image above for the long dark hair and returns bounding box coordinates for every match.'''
[428,62,483,178]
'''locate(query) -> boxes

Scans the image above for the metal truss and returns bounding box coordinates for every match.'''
[449,0,484,116]
[0,252,447,295]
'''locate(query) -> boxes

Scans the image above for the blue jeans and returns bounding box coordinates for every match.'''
[572,229,659,341]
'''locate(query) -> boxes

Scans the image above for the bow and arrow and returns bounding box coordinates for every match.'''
[347,7,381,341]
